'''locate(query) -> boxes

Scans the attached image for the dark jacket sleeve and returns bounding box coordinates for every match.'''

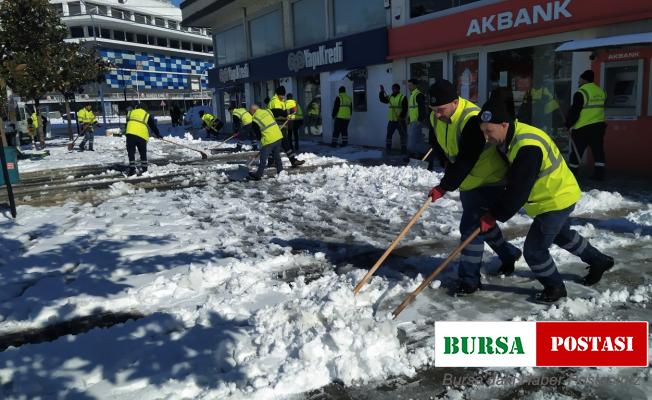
[428,116,447,167]
[566,91,584,129]
[148,116,161,137]
[270,108,288,119]
[379,92,389,104]
[251,122,262,140]
[417,92,427,123]
[438,117,487,191]
[332,96,340,119]
[400,96,408,119]
[232,115,241,133]
[489,146,543,222]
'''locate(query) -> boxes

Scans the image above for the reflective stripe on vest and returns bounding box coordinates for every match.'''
[253,109,283,146]
[435,98,480,163]
[78,109,96,124]
[408,88,421,123]
[233,108,253,125]
[336,93,352,120]
[387,94,405,122]
[285,99,303,120]
[126,108,150,141]
[506,121,581,216]
[202,113,215,128]
[573,82,606,129]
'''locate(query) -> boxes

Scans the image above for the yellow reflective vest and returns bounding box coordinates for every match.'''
[269,95,286,122]
[126,108,151,141]
[285,99,303,120]
[573,82,606,129]
[435,97,507,191]
[505,121,581,216]
[78,108,97,126]
[408,88,421,123]
[335,93,352,120]
[202,113,216,128]
[387,94,405,122]
[232,108,253,126]
[31,112,39,129]
[252,108,283,146]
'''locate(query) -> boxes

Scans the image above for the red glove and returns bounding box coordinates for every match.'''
[480,213,496,233]
[428,186,446,202]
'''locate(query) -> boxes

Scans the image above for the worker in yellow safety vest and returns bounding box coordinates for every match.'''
[247,104,284,181]
[199,110,223,139]
[565,69,607,180]
[77,104,101,151]
[379,83,407,154]
[426,79,521,296]
[124,103,162,176]
[228,104,255,150]
[477,93,614,302]
[407,78,428,155]
[331,86,352,147]
[268,86,304,167]
[285,93,303,151]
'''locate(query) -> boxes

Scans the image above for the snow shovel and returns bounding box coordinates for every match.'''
[67,125,88,151]
[392,227,481,318]
[159,137,208,159]
[408,148,433,169]
[210,132,239,152]
[353,197,433,295]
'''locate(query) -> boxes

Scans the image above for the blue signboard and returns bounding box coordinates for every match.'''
[209,28,387,89]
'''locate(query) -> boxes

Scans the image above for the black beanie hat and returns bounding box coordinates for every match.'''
[429,79,457,107]
[479,97,512,124]
[275,86,286,96]
[580,69,594,82]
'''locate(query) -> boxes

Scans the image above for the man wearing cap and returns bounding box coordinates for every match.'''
[565,69,607,180]
[477,94,614,302]
[270,86,305,167]
[427,79,521,295]
[379,83,407,154]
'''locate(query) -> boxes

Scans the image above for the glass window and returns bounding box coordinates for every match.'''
[410,0,483,19]
[101,28,110,38]
[453,53,479,103]
[249,10,283,58]
[293,0,326,47]
[68,1,82,15]
[168,20,178,29]
[157,37,168,47]
[136,34,148,44]
[113,8,129,20]
[125,32,134,42]
[114,30,126,41]
[206,45,213,53]
[154,17,165,27]
[216,24,246,65]
[181,41,191,50]
[191,27,201,34]
[87,2,107,16]
[603,60,643,119]
[69,26,85,38]
[170,39,180,48]
[333,0,385,37]
[134,13,149,24]
[192,43,203,52]
[487,44,572,152]
[410,60,443,104]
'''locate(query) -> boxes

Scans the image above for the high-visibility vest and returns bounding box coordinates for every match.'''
[527,87,560,114]
[78,108,97,125]
[435,97,507,191]
[232,108,253,126]
[387,94,405,122]
[408,88,421,123]
[202,113,216,128]
[285,99,303,120]
[504,121,581,216]
[31,112,39,129]
[126,108,150,141]
[573,82,606,129]
[336,93,352,120]
[268,95,286,122]
[252,108,283,146]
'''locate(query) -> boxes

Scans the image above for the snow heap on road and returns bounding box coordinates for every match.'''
[0,149,650,399]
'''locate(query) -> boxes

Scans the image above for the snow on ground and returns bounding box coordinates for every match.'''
[0,145,650,399]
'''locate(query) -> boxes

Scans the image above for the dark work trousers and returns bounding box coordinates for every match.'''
[240,124,256,148]
[458,185,522,287]
[255,139,283,178]
[332,118,350,146]
[126,134,148,175]
[280,124,298,160]
[523,204,607,289]
[569,122,606,178]
[386,120,407,153]
[288,119,303,151]
[79,126,94,150]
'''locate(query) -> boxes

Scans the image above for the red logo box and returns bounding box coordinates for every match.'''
[536,321,648,367]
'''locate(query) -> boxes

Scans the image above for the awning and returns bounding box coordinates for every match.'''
[328,69,351,82]
[556,32,652,52]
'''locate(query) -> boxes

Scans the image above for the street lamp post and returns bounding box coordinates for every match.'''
[80,0,107,125]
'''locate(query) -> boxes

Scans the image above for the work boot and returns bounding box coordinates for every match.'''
[88,145,94,151]
[247,172,261,181]
[497,249,522,276]
[330,142,338,148]
[583,254,614,286]
[79,143,85,152]
[453,282,481,296]
[290,157,305,168]
[535,285,567,303]
[127,168,137,177]
[590,166,605,181]
[267,157,275,167]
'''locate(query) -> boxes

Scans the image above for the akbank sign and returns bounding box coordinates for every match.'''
[287,41,344,73]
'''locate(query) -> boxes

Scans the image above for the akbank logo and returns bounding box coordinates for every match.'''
[435,321,648,367]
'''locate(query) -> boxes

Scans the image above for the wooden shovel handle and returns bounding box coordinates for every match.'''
[160,137,209,159]
[421,148,433,161]
[353,197,432,295]
[392,227,482,318]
